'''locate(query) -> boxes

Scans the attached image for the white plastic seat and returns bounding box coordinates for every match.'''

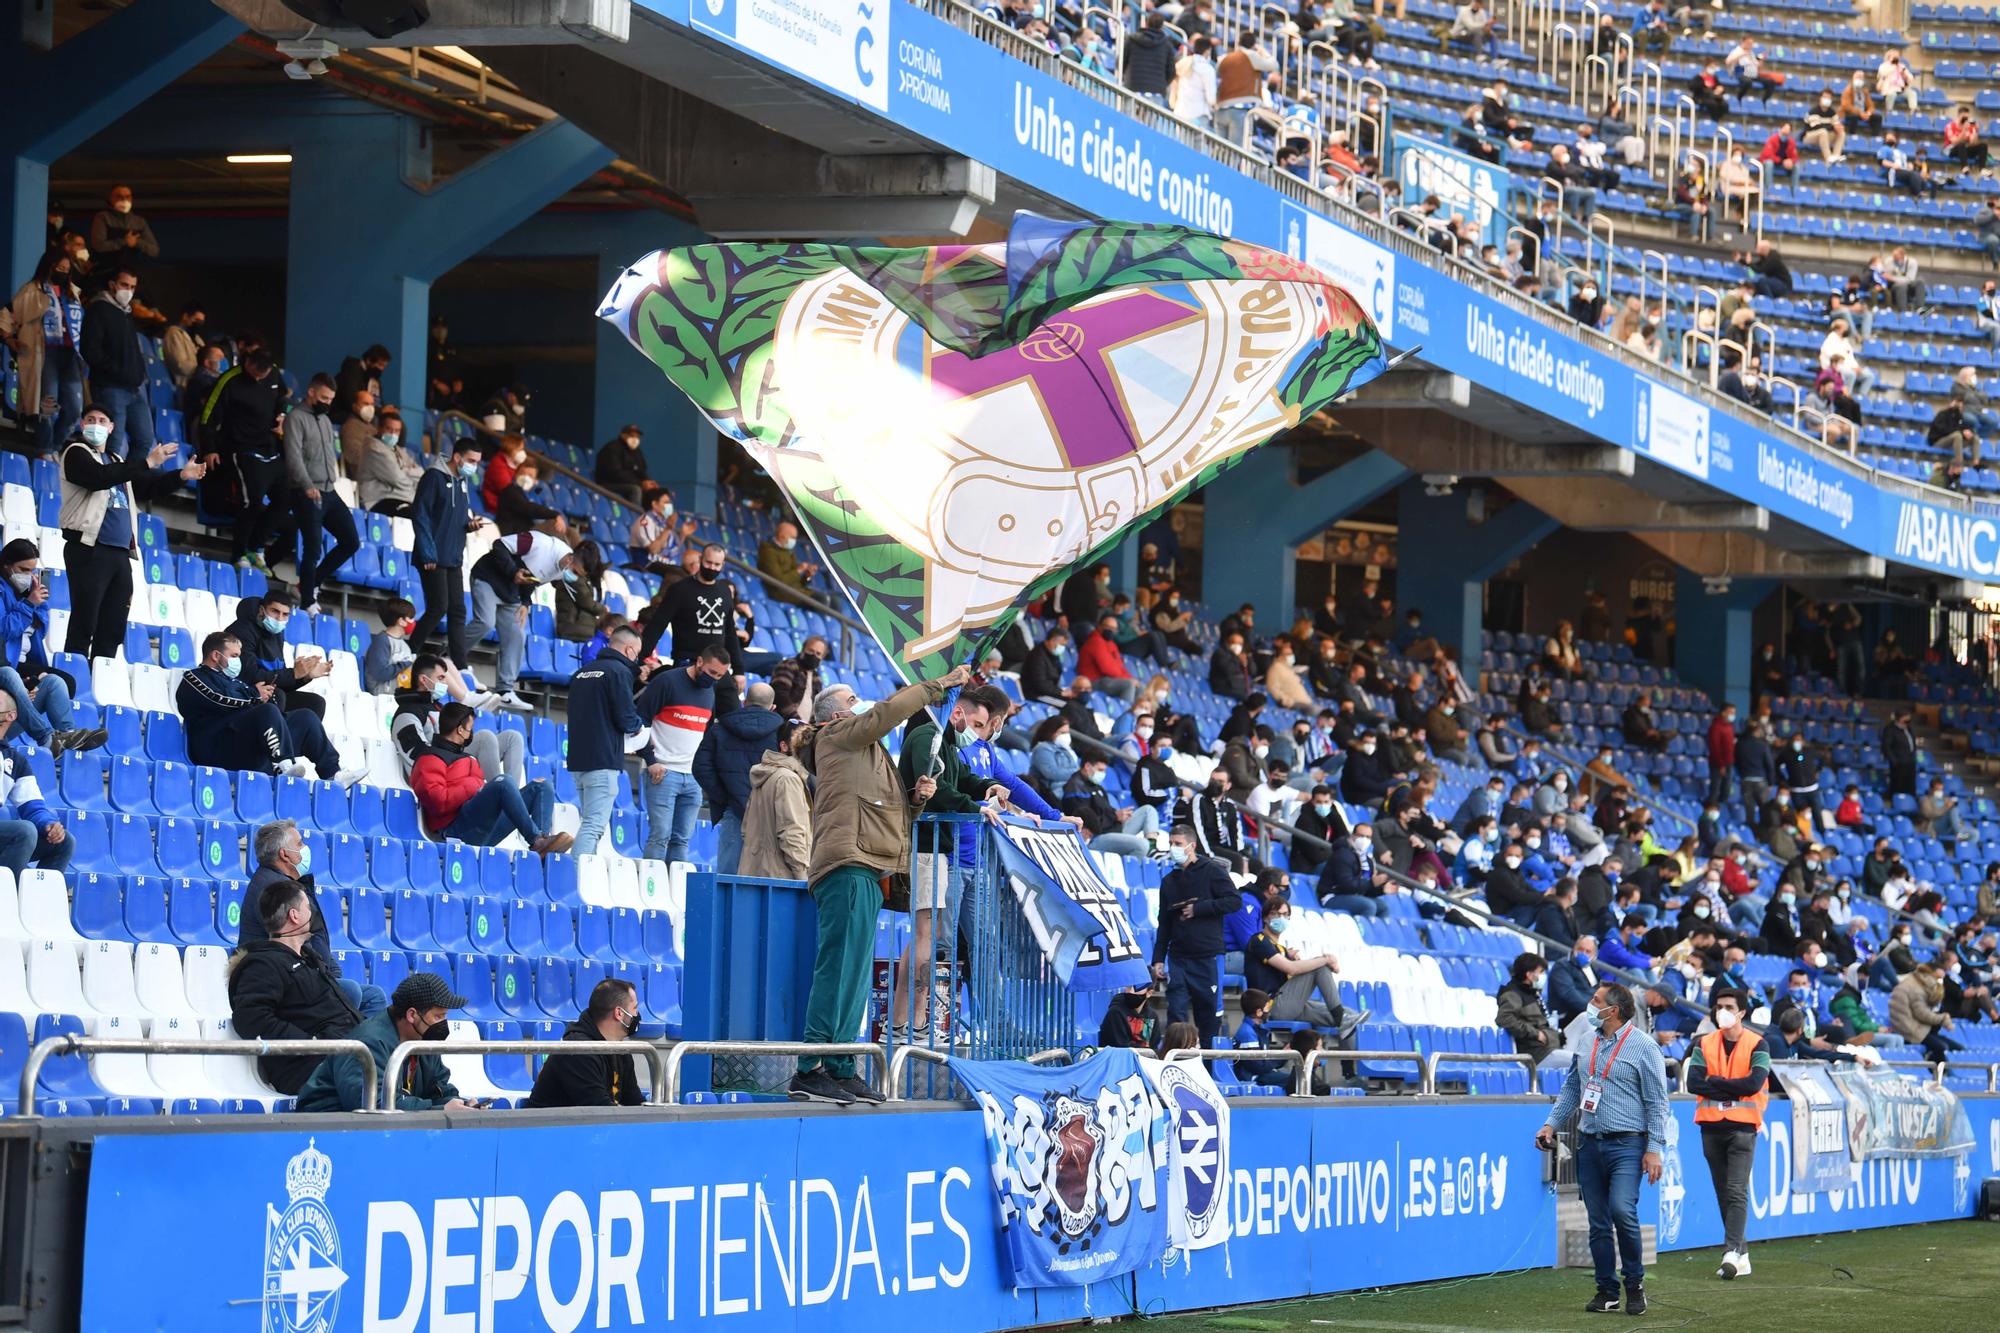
[440,1020,509,1102]
[145,1015,217,1101]
[129,663,175,714]
[1,482,34,531]
[89,1013,169,1099]
[134,942,194,1018]
[607,855,642,911]
[575,853,615,908]
[325,650,361,697]
[183,945,230,1017]
[345,691,385,741]
[635,859,671,914]
[0,938,31,1011]
[138,582,183,629]
[180,589,219,645]
[88,657,133,709]
[36,526,66,569]
[45,608,68,649]
[665,861,690,951]
[82,939,142,1014]
[203,1017,280,1102]
[364,738,407,791]
[0,866,25,941]
[26,939,95,1017]
[389,516,415,551]
[17,868,82,943]
[548,801,580,838]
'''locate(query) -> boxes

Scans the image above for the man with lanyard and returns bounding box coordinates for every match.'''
[1684,987,1768,1280]
[1536,981,1669,1315]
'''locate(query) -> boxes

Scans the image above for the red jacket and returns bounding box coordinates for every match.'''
[1707,715,1737,769]
[1760,132,1797,166]
[410,744,487,834]
[481,451,519,512]
[1077,628,1132,683]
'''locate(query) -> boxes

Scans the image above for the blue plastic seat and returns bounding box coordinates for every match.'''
[349,785,387,839]
[368,949,411,995]
[314,782,353,835]
[465,896,505,954]
[328,833,368,888]
[59,751,112,812]
[390,890,438,951]
[151,760,196,818]
[492,958,537,1020]
[574,905,618,963]
[543,853,579,907]
[443,842,480,894]
[453,956,500,1020]
[571,958,608,1009]
[345,887,393,951]
[72,874,128,940]
[407,841,444,894]
[533,957,573,1018]
[540,904,578,959]
[226,769,273,826]
[167,878,225,947]
[641,910,677,964]
[431,893,472,954]
[33,1014,106,1102]
[644,964,683,1035]
[275,775,314,828]
[384,788,421,841]
[313,886,355,952]
[123,876,176,944]
[200,821,245,879]
[367,835,407,893]
[110,813,161,876]
[478,847,516,898]
[505,899,545,956]
[155,816,205,878]
[609,907,646,963]
[216,882,246,943]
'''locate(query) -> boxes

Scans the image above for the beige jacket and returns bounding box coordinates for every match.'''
[1263,658,1313,711]
[739,751,812,880]
[0,281,53,414]
[1888,972,1947,1043]
[793,676,949,884]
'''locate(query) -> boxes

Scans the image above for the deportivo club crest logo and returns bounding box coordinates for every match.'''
[1656,1115,1685,1246]
[1157,1062,1226,1244]
[1048,1094,1107,1239]
[263,1139,347,1333]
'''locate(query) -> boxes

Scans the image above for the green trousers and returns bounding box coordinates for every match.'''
[798,864,882,1077]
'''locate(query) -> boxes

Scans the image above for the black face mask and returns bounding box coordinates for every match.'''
[422,1018,451,1042]
[698,568,721,583]
[308,400,329,416]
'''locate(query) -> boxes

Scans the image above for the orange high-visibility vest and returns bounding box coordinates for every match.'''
[1693,1028,1767,1128]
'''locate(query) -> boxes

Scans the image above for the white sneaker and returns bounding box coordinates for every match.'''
[332,765,370,788]
[1734,1249,1751,1276]
[462,689,502,711]
[302,601,322,616]
[496,690,535,712]
[1717,1248,1744,1279]
[279,757,316,781]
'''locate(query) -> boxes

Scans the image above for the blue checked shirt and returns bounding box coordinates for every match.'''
[1544,1020,1671,1147]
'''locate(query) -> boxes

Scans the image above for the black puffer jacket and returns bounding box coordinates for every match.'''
[226,939,363,1094]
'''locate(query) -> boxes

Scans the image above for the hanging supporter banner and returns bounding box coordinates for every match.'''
[1769,1062,1853,1193]
[599,212,1388,682]
[1392,131,1512,251]
[988,816,1149,991]
[1833,1063,1977,1159]
[950,1047,1170,1288]
[1139,1054,1232,1253]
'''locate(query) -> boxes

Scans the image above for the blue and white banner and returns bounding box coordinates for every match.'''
[1769,1063,1853,1193]
[1140,1055,1232,1253]
[1833,1063,1977,1159]
[988,818,1149,991]
[628,0,2000,584]
[1652,1097,2000,1252]
[950,1048,1169,1287]
[1392,131,1511,251]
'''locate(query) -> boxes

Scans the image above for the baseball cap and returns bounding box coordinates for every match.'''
[391,972,466,1013]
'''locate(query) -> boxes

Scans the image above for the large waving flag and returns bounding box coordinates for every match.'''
[598,213,1390,681]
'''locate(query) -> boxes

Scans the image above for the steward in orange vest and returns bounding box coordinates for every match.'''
[1685,989,1770,1279]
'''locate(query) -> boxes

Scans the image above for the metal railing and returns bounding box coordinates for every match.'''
[386,1037,673,1110]
[1938,1059,2000,1092]
[1423,1049,1539,1091]
[17,1036,379,1117]
[889,1044,953,1100]
[1304,1045,1432,1093]
[664,1041,887,1103]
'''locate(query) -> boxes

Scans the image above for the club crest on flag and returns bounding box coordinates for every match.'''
[600,213,1390,682]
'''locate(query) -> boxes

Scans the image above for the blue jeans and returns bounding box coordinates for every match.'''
[337,978,389,1017]
[92,381,154,460]
[0,667,73,745]
[573,768,618,854]
[715,809,743,875]
[1869,955,1902,991]
[1165,951,1223,1046]
[0,818,74,874]
[36,345,84,455]
[1321,893,1388,918]
[291,489,361,606]
[1576,1133,1646,1291]
[466,581,525,690]
[645,768,702,862]
[442,777,552,847]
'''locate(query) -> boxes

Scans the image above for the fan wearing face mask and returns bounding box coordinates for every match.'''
[525,977,650,1109]
[225,877,367,1096]
[297,971,479,1113]
[1684,987,1768,1281]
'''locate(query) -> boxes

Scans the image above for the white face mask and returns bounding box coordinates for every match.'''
[1053,733,1072,750]
[1253,744,1269,759]
[7,571,34,593]
[1135,724,1154,739]
[112,198,132,215]
[1715,1008,1740,1030]
[357,404,376,422]
[112,288,134,310]
[1503,855,1522,870]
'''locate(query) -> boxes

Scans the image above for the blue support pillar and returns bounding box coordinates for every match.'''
[286,117,613,409]
[1674,570,1774,713]
[1395,482,1559,666]
[1203,448,1411,627]
[594,239,715,512]
[1,0,242,286]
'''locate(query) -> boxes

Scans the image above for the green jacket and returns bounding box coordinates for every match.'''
[898,720,993,852]
[1829,986,1879,1035]
[295,1011,459,1112]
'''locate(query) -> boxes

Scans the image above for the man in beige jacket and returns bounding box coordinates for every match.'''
[738,732,811,880]
[789,663,971,1104]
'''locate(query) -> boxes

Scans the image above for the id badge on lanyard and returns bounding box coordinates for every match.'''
[1582,1028,1630,1118]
